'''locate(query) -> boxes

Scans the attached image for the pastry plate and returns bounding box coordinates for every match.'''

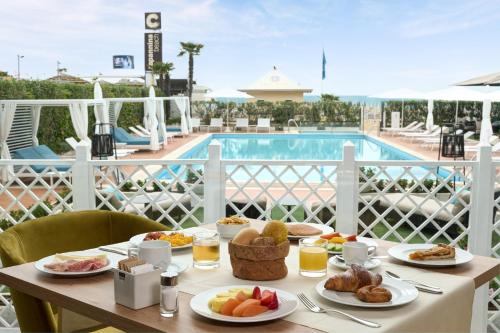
[387,244,473,267]
[315,278,418,308]
[35,251,113,277]
[328,256,381,270]
[129,227,211,249]
[328,236,378,255]
[190,285,298,323]
[286,222,334,240]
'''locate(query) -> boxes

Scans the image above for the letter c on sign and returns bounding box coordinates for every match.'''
[145,13,161,30]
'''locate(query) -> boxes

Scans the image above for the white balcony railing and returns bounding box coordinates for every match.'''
[0,140,498,332]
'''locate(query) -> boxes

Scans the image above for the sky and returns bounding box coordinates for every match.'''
[1,0,500,95]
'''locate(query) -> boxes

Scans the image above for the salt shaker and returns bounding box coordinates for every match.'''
[160,271,178,317]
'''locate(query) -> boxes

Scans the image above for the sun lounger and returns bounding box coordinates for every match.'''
[234,118,249,132]
[113,127,164,150]
[391,122,424,136]
[12,145,70,173]
[382,121,417,133]
[209,118,223,132]
[136,125,151,136]
[421,131,473,150]
[256,118,271,132]
[65,137,135,158]
[129,126,149,138]
[400,126,440,142]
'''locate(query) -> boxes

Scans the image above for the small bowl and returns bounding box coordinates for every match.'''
[216,221,250,239]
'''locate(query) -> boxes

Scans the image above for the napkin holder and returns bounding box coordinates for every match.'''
[113,268,161,310]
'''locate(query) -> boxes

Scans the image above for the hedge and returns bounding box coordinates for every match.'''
[0,80,162,153]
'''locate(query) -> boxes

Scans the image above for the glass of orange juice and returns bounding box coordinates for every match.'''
[193,231,220,269]
[299,238,328,277]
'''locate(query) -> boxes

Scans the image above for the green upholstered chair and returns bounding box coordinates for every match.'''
[0,210,168,333]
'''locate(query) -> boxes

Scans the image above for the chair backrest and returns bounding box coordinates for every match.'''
[236,118,249,127]
[0,211,167,332]
[257,118,271,127]
[65,137,79,150]
[405,121,418,129]
[191,118,201,127]
[463,131,474,140]
[210,118,223,126]
[410,123,424,130]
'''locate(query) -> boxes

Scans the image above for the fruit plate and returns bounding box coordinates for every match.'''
[129,227,211,249]
[387,244,473,267]
[190,285,298,323]
[327,236,378,255]
[35,251,113,277]
[315,278,418,308]
[286,222,334,240]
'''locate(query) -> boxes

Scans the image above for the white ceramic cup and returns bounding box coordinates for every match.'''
[342,242,376,266]
[129,240,172,269]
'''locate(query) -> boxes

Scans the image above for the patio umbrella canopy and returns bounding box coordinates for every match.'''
[369,89,426,127]
[425,87,485,123]
[455,71,500,86]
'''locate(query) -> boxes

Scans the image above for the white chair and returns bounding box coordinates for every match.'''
[191,118,202,132]
[256,118,271,132]
[209,118,223,132]
[234,118,249,132]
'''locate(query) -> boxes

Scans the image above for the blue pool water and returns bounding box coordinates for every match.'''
[159,134,448,182]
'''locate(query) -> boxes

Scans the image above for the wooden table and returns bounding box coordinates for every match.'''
[0,221,498,333]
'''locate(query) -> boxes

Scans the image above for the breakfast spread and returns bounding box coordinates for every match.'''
[408,243,455,261]
[318,232,357,252]
[229,220,290,280]
[43,253,108,272]
[324,264,391,303]
[286,223,322,236]
[209,286,278,317]
[143,231,193,247]
[218,216,249,225]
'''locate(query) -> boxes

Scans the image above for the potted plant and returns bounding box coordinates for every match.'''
[176,168,204,196]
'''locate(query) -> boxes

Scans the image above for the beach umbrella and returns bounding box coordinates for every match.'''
[455,71,500,86]
[480,100,493,146]
[425,87,485,123]
[426,100,434,131]
[369,89,426,126]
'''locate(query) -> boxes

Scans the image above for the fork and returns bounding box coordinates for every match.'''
[297,293,381,328]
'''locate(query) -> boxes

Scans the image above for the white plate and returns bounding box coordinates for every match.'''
[190,285,298,323]
[315,277,418,308]
[328,256,381,270]
[327,236,378,255]
[129,227,211,249]
[35,251,112,277]
[286,222,334,240]
[388,244,473,267]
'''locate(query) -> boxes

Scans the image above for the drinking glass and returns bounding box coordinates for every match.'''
[299,238,328,277]
[192,231,220,269]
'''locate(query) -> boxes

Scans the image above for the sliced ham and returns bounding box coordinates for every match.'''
[44,258,108,272]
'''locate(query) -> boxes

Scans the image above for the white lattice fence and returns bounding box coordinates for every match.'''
[222,160,340,225]
[357,161,474,246]
[91,159,206,230]
[488,162,500,333]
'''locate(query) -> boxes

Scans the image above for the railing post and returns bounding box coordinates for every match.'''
[336,142,358,234]
[204,140,224,224]
[72,141,96,211]
[469,145,494,333]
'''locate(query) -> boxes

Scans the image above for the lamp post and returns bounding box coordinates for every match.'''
[17,54,24,79]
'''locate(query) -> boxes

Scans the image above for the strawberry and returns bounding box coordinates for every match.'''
[252,286,261,300]
[320,232,340,240]
[345,234,357,241]
[261,290,273,299]
[266,291,279,310]
[260,294,273,306]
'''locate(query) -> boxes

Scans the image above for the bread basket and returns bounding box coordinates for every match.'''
[228,240,290,281]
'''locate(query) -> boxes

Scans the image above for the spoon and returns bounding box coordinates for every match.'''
[334,255,388,263]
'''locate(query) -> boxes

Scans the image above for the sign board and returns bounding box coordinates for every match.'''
[144,33,162,71]
[145,12,161,30]
[113,55,134,69]
[391,111,401,129]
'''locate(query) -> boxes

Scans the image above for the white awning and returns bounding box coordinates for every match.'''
[369,88,426,100]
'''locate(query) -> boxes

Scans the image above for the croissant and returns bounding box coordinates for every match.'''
[324,264,382,292]
[356,285,392,303]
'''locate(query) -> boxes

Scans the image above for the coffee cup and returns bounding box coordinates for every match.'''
[342,242,376,266]
[129,240,172,269]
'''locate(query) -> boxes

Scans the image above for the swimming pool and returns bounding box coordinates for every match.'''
[159,133,448,182]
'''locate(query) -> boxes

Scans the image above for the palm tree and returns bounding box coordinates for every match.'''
[178,42,204,114]
[152,61,175,96]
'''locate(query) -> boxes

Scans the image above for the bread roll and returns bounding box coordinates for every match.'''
[232,228,260,245]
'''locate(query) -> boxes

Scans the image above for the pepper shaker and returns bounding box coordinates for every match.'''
[160,271,178,317]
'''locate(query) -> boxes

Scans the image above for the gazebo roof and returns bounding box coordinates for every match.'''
[455,71,500,86]
[239,67,312,92]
